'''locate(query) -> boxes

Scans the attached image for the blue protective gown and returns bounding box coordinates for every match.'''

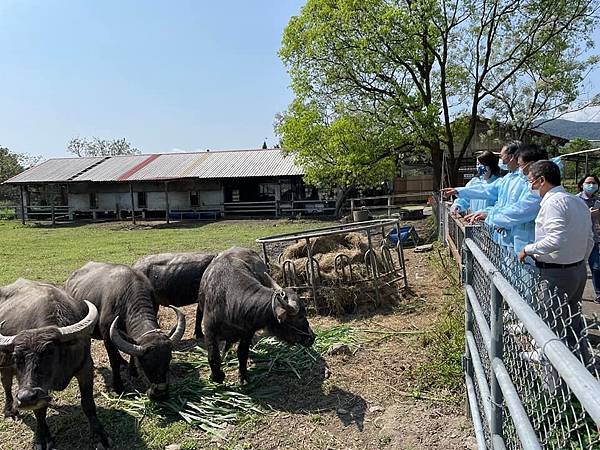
[451,174,500,214]
[456,170,538,252]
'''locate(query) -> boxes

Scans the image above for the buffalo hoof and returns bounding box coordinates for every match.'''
[4,408,19,420]
[210,370,225,384]
[34,437,55,450]
[238,373,251,385]
[94,436,113,449]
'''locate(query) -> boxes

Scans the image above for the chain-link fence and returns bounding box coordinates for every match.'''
[442,203,600,449]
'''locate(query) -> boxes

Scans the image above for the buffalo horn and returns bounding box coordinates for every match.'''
[166,306,186,343]
[274,290,300,316]
[0,301,99,348]
[57,300,98,342]
[109,317,144,357]
[0,321,14,349]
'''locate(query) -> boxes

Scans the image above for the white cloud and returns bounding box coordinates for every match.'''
[561,106,600,122]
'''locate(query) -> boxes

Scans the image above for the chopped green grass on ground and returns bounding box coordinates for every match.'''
[104,326,362,436]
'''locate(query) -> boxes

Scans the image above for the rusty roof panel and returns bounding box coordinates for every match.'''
[3,157,105,184]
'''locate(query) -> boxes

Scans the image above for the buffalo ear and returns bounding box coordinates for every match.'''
[274,304,288,323]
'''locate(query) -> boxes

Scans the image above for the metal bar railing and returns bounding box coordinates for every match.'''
[441,201,600,449]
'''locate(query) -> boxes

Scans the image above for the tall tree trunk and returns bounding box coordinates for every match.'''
[334,185,353,218]
[429,141,444,190]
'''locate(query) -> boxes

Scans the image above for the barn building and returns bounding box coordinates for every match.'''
[3,148,334,223]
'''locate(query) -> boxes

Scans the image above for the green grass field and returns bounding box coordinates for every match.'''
[0,219,332,285]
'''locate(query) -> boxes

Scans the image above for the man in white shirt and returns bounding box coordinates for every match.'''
[519,160,594,363]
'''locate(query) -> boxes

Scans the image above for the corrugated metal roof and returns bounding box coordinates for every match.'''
[3,149,304,184]
[4,157,105,183]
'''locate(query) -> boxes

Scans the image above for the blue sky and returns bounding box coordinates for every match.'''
[0,0,304,158]
[0,1,599,160]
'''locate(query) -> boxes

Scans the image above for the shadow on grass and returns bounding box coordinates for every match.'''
[18,405,149,450]
[245,358,367,431]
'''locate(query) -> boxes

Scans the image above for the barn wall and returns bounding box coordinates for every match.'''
[67,180,225,211]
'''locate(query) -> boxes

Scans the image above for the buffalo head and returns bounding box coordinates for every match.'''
[109,305,185,400]
[269,289,315,347]
[0,301,98,411]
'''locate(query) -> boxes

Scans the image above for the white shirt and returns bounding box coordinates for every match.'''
[523,186,594,264]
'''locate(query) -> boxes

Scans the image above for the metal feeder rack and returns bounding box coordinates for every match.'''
[256,219,409,313]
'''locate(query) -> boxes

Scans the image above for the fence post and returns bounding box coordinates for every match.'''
[490,284,504,445]
[51,206,55,225]
[275,200,280,217]
[19,185,26,225]
[350,199,355,216]
[387,195,392,217]
[463,241,474,417]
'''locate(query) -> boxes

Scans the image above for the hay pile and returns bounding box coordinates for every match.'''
[271,232,402,315]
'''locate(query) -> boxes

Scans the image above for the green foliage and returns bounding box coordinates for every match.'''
[67,136,140,157]
[279,0,599,185]
[412,245,464,396]
[276,99,401,191]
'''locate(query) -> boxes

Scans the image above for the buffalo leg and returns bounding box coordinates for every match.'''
[103,339,125,394]
[237,336,252,384]
[0,368,17,419]
[76,355,111,449]
[193,304,204,339]
[128,356,138,377]
[33,406,54,450]
[205,333,225,383]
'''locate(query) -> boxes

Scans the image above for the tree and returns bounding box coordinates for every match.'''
[0,147,41,203]
[67,137,141,157]
[279,0,599,187]
[276,98,407,216]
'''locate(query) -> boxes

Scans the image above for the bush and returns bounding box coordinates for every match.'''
[0,207,16,220]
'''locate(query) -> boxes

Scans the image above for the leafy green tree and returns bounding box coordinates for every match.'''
[279,0,599,187]
[67,137,140,157]
[276,99,408,216]
[0,147,41,203]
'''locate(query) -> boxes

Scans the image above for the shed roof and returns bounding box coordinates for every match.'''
[4,149,304,184]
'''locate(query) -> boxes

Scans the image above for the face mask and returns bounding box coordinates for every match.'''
[477,164,487,177]
[499,162,509,171]
[529,178,542,197]
[583,183,598,194]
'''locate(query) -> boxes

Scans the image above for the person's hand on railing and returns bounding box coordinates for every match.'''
[440,187,457,197]
[466,211,487,224]
[518,248,528,264]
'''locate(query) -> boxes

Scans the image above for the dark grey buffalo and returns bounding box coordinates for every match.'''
[198,247,315,384]
[64,262,186,400]
[132,252,216,337]
[0,279,110,450]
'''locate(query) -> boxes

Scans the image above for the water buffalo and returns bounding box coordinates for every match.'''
[132,252,216,337]
[0,279,110,450]
[198,247,315,384]
[64,262,186,400]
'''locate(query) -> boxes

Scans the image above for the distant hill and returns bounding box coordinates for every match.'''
[532,119,600,140]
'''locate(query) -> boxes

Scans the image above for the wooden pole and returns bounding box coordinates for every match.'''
[164,181,170,224]
[129,183,136,225]
[19,185,25,225]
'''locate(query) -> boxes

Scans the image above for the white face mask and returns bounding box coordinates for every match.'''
[529,178,542,197]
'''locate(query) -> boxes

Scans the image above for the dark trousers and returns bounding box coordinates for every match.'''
[536,262,592,366]
[588,243,600,302]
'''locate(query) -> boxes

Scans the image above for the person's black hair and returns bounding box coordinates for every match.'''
[518,143,548,163]
[477,150,500,176]
[577,174,600,191]
[504,140,522,156]
[529,160,561,186]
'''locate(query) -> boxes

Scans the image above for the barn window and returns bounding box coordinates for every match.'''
[190,191,199,207]
[89,193,98,209]
[137,192,147,208]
